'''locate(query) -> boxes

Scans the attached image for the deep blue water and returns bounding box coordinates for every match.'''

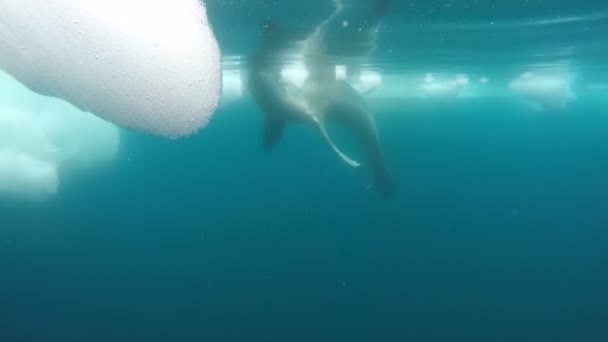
[3,99,608,341]
[2,1,608,341]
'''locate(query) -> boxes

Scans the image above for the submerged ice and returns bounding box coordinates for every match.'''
[0,71,119,201]
[0,0,222,139]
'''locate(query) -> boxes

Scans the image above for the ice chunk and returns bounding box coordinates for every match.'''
[453,74,470,87]
[0,0,222,139]
[509,72,575,111]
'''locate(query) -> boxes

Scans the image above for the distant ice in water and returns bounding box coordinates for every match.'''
[351,70,383,95]
[509,71,576,111]
[221,69,245,105]
[335,65,348,81]
[219,55,591,114]
[281,60,311,90]
[280,61,382,95]
[419,73,470,98]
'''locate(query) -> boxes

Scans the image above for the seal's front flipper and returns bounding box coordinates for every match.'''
[313,117,360,168]
[263,118,285,150]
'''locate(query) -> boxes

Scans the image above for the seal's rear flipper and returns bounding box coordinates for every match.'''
[263,118,285,150]
[372,160,393,198]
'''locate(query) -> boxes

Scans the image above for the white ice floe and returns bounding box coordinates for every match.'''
[509,71,576,111]
[0,0,222,139]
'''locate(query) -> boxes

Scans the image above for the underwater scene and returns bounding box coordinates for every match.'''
[1,0,608,341]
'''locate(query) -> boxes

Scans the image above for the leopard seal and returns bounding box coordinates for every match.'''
[246,0,393,197]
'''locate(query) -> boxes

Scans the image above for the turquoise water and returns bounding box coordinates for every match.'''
[2,1,608,341]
